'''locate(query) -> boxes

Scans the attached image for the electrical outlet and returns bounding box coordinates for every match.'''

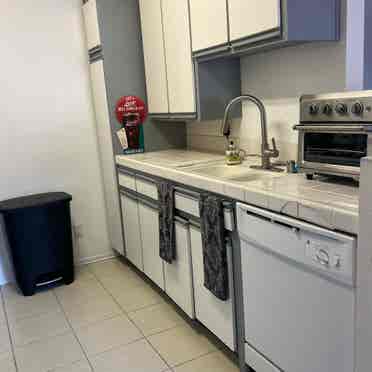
[73,224,83,240]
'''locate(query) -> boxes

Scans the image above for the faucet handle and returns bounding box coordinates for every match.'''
[271,138,279,157]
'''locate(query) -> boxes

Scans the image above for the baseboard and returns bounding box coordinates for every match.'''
[75,253,119,266]
[0,253,123,288]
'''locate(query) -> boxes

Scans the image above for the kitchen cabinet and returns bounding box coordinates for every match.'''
[189,0,229,53]
[90,59,124,256]
[228,0,280,44]
[120,192,143,271]
[162,0,196,115]
[138,0,169,114]
[189,0,340,59]
[164,219,195,318]
[138,201,165,290]
[139,0,195,119]
[190,224,236,351]
[82,0,101,51]
[138,0,241,121]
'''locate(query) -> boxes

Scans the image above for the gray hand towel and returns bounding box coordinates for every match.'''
[199,193,229,301]
[158,181,176,264]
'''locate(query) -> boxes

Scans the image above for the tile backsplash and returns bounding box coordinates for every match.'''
[187,97,299,162]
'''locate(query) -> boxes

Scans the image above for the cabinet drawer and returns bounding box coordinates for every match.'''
[245,343,280,372]
[175,192,199,217]
[175,191,235,232]
[118,172,136,191]
[136,177,158,201]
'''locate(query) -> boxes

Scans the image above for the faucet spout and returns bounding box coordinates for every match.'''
[221,95,281,171]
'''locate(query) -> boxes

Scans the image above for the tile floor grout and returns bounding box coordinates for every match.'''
[88,263,174,371]
[52,289,95,372]
[0,287,19,372]
[1,259,238,372]
[89,261,223,370]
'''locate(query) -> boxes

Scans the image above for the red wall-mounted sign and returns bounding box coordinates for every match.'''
[115,96,147,126]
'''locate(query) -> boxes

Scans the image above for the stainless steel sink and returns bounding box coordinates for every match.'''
[188,164,282,182]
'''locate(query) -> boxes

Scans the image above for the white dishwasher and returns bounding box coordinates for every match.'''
[236,203,356,372]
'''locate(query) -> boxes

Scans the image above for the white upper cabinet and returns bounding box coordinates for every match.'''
[138,0,169,114]
[189,0,229,52]
[228,0,281,42]
[162,0,196,114]
[82,0,101,50]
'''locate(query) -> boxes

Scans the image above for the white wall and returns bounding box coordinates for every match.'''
[0,0,112,284]
[188,0,351,161]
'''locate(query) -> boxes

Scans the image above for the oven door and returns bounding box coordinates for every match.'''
[295,125,369,178]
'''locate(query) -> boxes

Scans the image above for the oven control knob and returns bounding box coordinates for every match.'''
[351,101,364,116]
[335,103,348,115]
[309,104,319,115]
[322,104,333,116]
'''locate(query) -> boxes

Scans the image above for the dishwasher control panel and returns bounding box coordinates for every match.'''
[305,238,353,283]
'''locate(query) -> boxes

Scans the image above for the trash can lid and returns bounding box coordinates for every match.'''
[0,192,72,212]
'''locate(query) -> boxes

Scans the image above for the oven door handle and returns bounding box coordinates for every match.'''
[293,124,372,133]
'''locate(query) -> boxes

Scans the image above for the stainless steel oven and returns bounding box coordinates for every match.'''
[294,91,372,180]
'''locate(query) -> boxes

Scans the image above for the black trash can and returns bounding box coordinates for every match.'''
[0,192,74,296]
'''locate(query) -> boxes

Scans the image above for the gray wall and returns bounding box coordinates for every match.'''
[96,0,186,155]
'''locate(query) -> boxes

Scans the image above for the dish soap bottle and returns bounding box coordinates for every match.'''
[226,141,242,165]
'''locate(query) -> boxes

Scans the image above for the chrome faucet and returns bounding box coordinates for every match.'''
[222,95,281,171]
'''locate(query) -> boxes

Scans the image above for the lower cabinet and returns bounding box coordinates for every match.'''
[120,193,143,271]
[189,224,236,351]
[164,218,195,318]
[119,181,236,351]
[138,201,165,290]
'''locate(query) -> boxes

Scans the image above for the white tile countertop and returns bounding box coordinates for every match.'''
[116,150,359,235]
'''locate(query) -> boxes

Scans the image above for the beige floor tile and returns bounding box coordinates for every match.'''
[0,323,12,355]
[88,259,131,279]
[62,294,122,329]
[90,339,168,372]
[15,332,85,372]
[10,308,70,346]
[52,359,92,372]
[173,351,239,372]
[148,324,217,367]
[74,265,96,283]
[98,270,144,297]
[114,282,164,312]
[54,278,106,308]
[75,315,142,356]
[128,302,186,336]
[4,288,61,323]
[0,352,16,372]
